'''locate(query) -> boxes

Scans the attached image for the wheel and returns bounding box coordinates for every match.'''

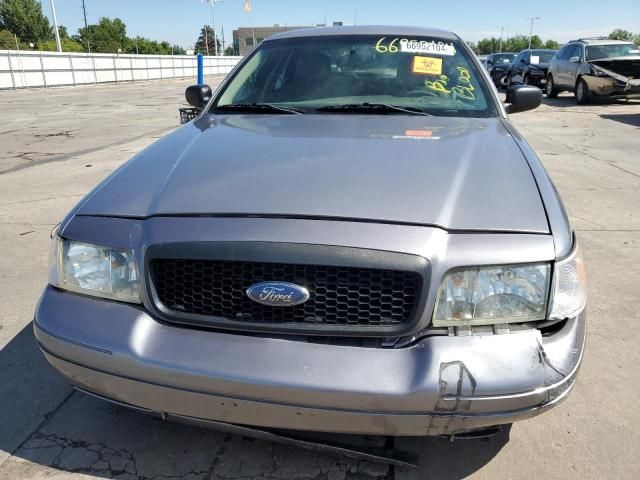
[546,75,559,98]
[575,78,591,105]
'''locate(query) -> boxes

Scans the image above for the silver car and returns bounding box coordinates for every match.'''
[35,26,586,440]
[547,38,640,104]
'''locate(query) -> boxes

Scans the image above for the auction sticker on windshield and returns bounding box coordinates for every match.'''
[400,39,456,55]
[412,56,442,75]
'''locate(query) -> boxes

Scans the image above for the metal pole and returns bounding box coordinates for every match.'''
[197,53,204,84]
[210,1,220,56]
[497,26,506,53]
[49,0,62,52]
[527,17,541,50]
[82,0,91,53]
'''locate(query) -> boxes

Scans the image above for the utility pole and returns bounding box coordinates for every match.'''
[526,16,541,50]
[49,0,62,52]
[203,0,223,56]
[496,25,507,52]
[81,0,91,53]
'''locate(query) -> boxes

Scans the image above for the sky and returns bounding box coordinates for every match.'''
[41,0,640,50]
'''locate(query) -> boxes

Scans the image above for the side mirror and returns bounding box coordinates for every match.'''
[185,84,212,109]
[505,85,542,114]
[569,56,580,63]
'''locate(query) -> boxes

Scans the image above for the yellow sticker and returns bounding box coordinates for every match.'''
[412,56,442,75]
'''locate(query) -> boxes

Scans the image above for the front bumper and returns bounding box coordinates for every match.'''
[35,286,586,436]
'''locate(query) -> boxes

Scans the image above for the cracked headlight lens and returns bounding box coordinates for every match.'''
[433,263,551,327]
[549,243,586,320]
[49,236,140,303]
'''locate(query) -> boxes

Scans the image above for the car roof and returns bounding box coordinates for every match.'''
[266,25,459,42]
[571,38,636,45]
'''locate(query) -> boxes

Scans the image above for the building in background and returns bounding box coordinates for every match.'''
[232,25,308,56]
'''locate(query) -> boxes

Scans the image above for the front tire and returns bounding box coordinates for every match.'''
[575,78,591,105]
[546,75,559,98]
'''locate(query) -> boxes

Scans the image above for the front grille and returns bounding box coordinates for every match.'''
[151,259,421,328]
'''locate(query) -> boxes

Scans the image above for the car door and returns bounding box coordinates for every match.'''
[552,45,569,85]
[511,52,524,82]
[515,51,529,83]
[565,44,584,89]
[558,45,578,87]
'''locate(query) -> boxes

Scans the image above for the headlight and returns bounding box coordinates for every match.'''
[549,244,586,320]
[432,263,551,327]
[49,236,140,303]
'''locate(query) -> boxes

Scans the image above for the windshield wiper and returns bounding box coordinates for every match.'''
[316,103,432,116]
[216,103,305,114]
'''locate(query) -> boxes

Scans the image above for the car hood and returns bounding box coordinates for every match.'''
[77,114,549,233]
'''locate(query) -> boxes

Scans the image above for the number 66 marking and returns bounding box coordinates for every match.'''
[375,37,399,53]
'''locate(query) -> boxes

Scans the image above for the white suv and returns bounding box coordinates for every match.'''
[546,38,640,104]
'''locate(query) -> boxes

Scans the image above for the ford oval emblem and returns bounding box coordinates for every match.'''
[246,282,310,307]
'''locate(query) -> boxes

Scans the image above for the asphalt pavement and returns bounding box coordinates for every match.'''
[0,78,638,479]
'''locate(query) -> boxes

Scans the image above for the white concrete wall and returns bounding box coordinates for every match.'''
[0,50,242,89]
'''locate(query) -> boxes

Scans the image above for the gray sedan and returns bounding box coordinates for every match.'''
[35,26,586,440]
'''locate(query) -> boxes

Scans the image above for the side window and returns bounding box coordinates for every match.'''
[575,45,584,61]
[514,53,523,64]
[523,51,531,64]
[556,45,568,60]
[487,55,493,66]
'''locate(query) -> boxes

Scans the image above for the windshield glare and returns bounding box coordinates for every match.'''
[215,35,495,117]
[530,50,555,63]
[493,54,516,64]
[586,43,639,61]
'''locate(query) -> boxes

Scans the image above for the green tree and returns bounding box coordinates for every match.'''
[224,45,235,56]
[0,0,52,45]
[609,29,634,41]
[37,37,83,52]
[172,44,186,55]
[57,24,68,38]
[544,39,560,49]
[78,17,127,53]
[476,37,500,54]
[194,25,221,55]
[0,28,15,48]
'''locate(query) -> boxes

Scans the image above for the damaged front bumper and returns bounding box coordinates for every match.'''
[34,286,585,437]
[584,56,640,99]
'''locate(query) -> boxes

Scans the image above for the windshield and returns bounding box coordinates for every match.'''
[493,54,516,64]
[530,50,555,64]
[214,35,496,117]
[586,43,639,61]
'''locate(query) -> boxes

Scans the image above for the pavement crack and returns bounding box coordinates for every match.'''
[606,161,640,179]
[10,389,76,456]
[0,193,84,206]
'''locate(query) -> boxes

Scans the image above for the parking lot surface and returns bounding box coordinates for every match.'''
[0,79,639,479]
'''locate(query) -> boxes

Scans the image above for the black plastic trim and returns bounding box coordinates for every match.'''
[144,241,431,337]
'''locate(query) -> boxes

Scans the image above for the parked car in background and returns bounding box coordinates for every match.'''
[485,52,517,87]
[547,38,640,104]
[508,49,557,88]
[35,26,585,442]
